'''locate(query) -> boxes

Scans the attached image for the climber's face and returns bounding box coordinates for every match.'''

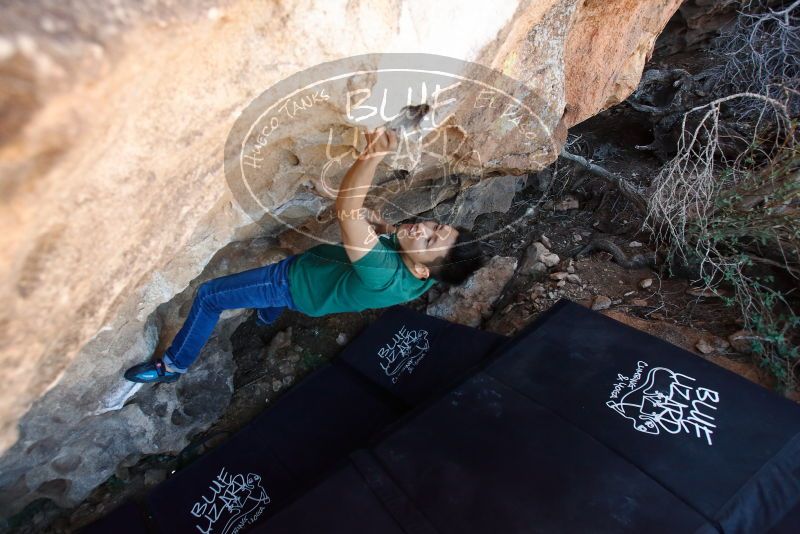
[396,221,458,266]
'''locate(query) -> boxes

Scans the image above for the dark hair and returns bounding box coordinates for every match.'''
[428,226,485,285]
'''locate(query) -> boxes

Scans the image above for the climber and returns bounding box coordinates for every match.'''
[124,126,485,383]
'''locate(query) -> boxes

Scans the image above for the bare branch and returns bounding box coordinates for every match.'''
[560,150,647,212]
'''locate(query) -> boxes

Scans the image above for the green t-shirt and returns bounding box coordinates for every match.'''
[288,233,436,317]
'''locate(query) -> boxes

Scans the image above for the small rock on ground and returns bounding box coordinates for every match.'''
[540,234,552,248]
[729,330,755,353]
[555,196,579,211]
[696,336,731,355]
[266,327,292,359]
[592,295,612,311]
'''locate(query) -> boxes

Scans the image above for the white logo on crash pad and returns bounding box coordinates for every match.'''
[190,467,270,534]
[377,325,430,383]
[607,360,720,446]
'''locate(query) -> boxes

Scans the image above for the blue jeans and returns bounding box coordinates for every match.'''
[162,255,298,373]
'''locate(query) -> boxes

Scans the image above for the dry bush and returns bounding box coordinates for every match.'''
[709,0,800,117]
[646,93,793,254]
[646,91,799,389]
[645,0,800,390]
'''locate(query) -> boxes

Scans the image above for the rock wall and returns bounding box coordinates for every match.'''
[0,0,680,516]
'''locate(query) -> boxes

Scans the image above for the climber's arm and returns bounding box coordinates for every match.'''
[335,128,398,263]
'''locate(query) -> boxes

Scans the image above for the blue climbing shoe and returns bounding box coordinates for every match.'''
[124,358,181,384]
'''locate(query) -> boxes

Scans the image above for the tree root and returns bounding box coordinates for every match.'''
[573,236,657,269]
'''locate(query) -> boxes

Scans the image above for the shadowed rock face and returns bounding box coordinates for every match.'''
[0,0,680,516]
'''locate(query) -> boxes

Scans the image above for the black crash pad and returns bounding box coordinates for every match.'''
[141,305,506,533]
[146,363,380,533]
[485,300,800,531]
[369,373,710,533]
[258,300,800,533]
[261,372,708,533]
[337,305,507,405]
[86,300,800,533]
[249,461,411,534]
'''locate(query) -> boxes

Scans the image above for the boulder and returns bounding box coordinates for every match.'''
[444,175,525,229]
[427,256,517,327]
[0,0,682,515]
